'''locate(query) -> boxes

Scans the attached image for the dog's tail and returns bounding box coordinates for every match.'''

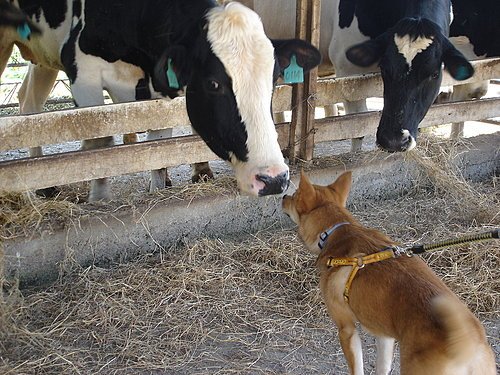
[431,295,489,365]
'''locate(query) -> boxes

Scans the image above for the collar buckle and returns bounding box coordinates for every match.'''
[318,222,350,250]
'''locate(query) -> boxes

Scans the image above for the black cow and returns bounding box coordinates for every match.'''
[1,1,320,201]
[450,0,500,59]
[336,0,474,152]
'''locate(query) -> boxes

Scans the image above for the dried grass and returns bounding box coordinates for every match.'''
[0,136,498,374]
[0,232,341,374]
[0,176,239,242]
[0,192,80,241]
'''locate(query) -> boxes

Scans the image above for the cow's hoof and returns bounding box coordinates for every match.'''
[192,169,214,183]
[35,186,60,198]
[88,179,112,202]
[149,168,171,192]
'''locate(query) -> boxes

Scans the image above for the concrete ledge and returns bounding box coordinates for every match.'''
[3,133,499,287]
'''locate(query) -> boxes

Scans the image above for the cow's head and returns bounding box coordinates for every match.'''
[346,18,473,152]
[0,1,41,35]
[153,3,320,196]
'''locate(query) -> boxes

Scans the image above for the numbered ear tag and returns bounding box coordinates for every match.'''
[166,58,180,89]
[17,23,31,40]
[284,54,304,84]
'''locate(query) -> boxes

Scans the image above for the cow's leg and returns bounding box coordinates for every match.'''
[449,81,489,139]
[104,77,173,192]
[190,127,214,184]
[70,76,113,202]
[147,129,173,191]
[191,162,213,183]
[344,99,367,152]
[375,336,395,375]
[324,104,338,117]
[18,64,60,197]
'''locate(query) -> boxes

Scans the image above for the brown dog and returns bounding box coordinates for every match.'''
[282,171,495,375]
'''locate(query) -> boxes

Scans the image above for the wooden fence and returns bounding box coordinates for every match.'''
[0,0,499,193]
[0,56,498,193]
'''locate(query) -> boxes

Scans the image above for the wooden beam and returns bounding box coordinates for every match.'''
[299,0,321,161]
[287,0,307,163]
[1,98,498,193]
[0,97,190,151]
[313,97,500,142]
[314,57,500,107]
[288,0,321,162]
[0,125,291,193]
[0,59,498,152]
[479,119,500,126]
[0,135,215,192]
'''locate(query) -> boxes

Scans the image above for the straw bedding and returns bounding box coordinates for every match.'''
[0,136,498,374]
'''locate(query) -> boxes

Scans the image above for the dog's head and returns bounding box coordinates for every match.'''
[282,171,353,254]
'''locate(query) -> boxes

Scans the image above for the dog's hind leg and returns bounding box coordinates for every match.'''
[375,336,395,375]
[337,322,364,375]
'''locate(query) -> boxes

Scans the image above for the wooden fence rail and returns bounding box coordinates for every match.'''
[0,57,499,193]
[1,96,499,192]
[1,58,498,153]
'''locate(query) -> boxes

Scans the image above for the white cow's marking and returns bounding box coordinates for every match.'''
[449,35,486,60]
[205,2,287,193]
[206,3,283,167]
[402,129,416,151]
[394,34,434,68]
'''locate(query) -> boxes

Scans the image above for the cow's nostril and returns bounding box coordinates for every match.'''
[257,171,290,196]
[401,130,416,151]
[377,131,416,153]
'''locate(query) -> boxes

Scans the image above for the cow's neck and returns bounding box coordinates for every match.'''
[402,0,451,34]
[139,0,217,60]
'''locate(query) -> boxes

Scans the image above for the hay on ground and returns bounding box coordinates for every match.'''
[0,136,498,374]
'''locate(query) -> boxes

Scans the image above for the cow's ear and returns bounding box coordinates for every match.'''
[346,34,387,67]
[153,46,191,95]
[272,39,321,76]
[0,2,41,35]
[442,39,474,81]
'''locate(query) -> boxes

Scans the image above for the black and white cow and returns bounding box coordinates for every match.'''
[247,0,474,153]
[0,1,320,201]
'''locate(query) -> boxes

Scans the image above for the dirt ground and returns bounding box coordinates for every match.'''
[0,153,498,374]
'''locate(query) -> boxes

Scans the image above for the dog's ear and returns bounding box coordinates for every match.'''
[297,171,317,213]
[329,171,352,207]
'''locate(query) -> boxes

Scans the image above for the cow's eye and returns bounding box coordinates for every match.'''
[207,80,220,92]
[431,71,440,80]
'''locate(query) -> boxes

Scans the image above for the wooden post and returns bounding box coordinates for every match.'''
[288,0,321,164]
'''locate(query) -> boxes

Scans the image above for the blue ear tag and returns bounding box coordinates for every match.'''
[166,58,180,89]
[17,23,31,40]
[284,54,304,84]
[454,65,471,81]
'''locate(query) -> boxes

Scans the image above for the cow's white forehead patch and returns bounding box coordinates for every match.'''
[394,34,434,68]
[206,3,282,166]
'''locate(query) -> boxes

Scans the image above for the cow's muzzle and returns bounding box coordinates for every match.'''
[256,171,290,196]
[377,129,416,153]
